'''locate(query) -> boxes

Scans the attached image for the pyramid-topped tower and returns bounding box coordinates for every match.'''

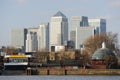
[53,11,66,17]
[50,11,68,49]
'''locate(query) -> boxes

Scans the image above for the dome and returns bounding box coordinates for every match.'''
[92,42,116,60]
[92,48,115,60]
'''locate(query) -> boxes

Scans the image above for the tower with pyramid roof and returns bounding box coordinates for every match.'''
[50,11,68,49]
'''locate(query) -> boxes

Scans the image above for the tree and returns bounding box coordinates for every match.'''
[58,51,74,66]
[32,51,49,63]
[83,32,119,56]
[103,55,118,69]
[4,46,18,55]
[75,50,90,68]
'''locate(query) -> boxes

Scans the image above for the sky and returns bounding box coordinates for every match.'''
[0,0,120,46]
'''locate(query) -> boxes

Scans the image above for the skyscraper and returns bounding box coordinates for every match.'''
[70,16,89,48]
[26,27,38,52]
[50,11,68,47]
[88,19,106,34]
[25,32,32,52]
[76,26,95,49]
[11,28,27,52]
[70,17,106,49]
[70,16,89,31]
[37,23,49,51]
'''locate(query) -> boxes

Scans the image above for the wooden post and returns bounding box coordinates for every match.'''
[65,69,67,75]
[47,69,49,75]
[27,67,31,75]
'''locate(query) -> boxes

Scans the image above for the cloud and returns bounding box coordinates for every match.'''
[108,0,120,8]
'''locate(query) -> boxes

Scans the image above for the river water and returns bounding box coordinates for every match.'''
[0,76,120,80]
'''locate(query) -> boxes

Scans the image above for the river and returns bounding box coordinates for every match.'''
[0,76,120,80]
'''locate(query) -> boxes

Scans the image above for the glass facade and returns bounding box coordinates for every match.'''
[76,27,95,49]
[70,18,106,49]
[11,28,27,52]
[37,23,49,50]
[50,11,68,47]
[70,16,89,49]
[88,19,106,34]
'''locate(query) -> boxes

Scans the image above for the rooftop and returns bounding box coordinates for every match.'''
[92,42,116,60]
[53,11,66,17]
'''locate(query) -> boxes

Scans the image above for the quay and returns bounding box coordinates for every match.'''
[27,68,120,75]
[1,68,120,75]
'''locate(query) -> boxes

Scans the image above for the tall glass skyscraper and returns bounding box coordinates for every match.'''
[26,27,38,52]
[50,11,68,47]
[70,16,89,31]
[76,27,95,49]
[37,23,49,51]
[70,16,89,48]
[11,28,27,52]
[88,19,106,34]
[70,17,106,49]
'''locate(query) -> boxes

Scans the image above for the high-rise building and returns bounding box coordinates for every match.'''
[70,16,89,48]
[37,23,49,51]
[76,26,95,49]
[11,28,27,52]
[50,11,68,47]
[70,16,88,31]
[70,17,106,49]
[88,19,106,34]
[25,32,32,52]
[26,27,38,52]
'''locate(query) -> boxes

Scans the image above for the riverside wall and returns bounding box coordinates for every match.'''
[26,68,120,75]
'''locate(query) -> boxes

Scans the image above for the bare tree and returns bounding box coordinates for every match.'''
[103,55,118,68]
[4,46,18,55]
[32,51,49,63]
[75,50,90,68]
[83,32,119,55]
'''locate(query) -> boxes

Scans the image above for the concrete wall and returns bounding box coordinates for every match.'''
[34,68,120,75]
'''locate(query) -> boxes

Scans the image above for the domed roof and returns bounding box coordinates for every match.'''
[92,42,116,60]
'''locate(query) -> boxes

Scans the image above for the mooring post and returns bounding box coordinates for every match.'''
[65,69,67,75]
[27,67,31,75]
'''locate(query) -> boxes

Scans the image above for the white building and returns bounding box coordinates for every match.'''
[37,23,49,51]
[70,17,106,49]
[76,26,95,49]
[26,32,32,52]
[51,45,65,52]
[26,27,38,52]
[11,28,27,52]
[88,19,106,34]
[70,16,88,31]
[50,11,68,48]
[70,16,89,48]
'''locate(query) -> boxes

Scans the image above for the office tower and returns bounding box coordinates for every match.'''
[75,27,95,49]
[70,16,88,31]
[26,27,38,52]
[70,16,89,48]
[50,11,68,47]
[37,23,49,51]
[26,32,32,52]
[11,28,27,52]
[88,19,106,34]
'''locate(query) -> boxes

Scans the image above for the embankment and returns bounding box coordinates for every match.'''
[26,68,120,75]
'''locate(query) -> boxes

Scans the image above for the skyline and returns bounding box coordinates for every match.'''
[0,0,120,46]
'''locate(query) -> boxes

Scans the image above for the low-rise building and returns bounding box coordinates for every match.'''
[50,45,65,52]
[91,42,118,69]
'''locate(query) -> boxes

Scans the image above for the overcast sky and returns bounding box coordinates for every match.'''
[0,0,120,46]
